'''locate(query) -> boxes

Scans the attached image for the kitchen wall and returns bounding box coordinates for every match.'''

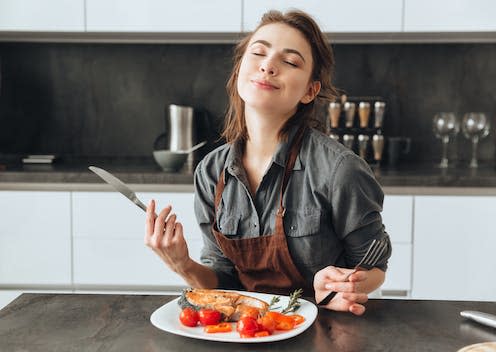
[0,42,495,164]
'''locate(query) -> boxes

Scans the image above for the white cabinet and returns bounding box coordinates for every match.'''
[404,0,496,32]
[0,191,71,286]
[412,196,496,301]
[71,191,202,288]
[243,0,403,32]
[0,0,84,31]
[86,0,242,32]
[380,195,413,296]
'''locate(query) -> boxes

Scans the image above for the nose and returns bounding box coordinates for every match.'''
[259,57,277,76]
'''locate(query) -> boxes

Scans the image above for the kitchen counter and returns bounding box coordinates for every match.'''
[1,293,496,351]
[1,157,496,194]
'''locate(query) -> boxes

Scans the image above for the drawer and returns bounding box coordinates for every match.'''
[73,237,202,287]
[381,243,411,292]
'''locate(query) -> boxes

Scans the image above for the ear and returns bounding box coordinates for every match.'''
[300,81,321,104]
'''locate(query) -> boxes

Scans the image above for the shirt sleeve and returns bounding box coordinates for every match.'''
[330,151,392,271]
[193,160,243,289]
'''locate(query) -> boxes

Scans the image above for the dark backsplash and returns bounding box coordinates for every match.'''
[0,41,495,164]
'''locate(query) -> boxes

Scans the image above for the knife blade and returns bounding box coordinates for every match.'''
[461,310,496,329]
[89,166,147,212]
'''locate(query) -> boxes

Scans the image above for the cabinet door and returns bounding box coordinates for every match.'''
[404,0,496,32]
[382,195,413,243]
[72,191,202,287]
[243,0,402,32]
[380,195,413,294]
[412,196,496,301]
[0,0,84,31]
[0,191,71,285]
[86,0,242,32]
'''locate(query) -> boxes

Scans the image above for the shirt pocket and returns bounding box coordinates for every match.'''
[217,213,240,236]
[285,209,328,268]
[285,208,321,237]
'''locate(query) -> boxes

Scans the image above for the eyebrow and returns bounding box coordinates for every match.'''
[250,39,306,63]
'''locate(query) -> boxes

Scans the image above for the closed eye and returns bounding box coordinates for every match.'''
[284,61,298,67]
[252,52,265,56]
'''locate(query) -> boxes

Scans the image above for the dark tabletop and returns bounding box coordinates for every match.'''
[1,294,496,352]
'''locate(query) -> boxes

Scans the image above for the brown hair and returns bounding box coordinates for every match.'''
[221,9,339,143]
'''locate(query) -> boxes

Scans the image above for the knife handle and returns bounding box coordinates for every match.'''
[461,310,496,329]
[318,291,338,306]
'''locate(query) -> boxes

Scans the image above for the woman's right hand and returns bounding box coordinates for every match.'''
[144,199,190,273]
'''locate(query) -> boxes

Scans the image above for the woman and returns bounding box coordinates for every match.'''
[145,10,391,316]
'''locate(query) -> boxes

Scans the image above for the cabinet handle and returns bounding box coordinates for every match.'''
[380,289,408,297]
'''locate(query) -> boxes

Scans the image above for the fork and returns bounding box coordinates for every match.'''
[317,238,389,306]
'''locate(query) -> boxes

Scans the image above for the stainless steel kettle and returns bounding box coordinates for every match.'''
[167,104,195,152]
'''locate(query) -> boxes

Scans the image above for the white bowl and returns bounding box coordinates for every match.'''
[153,150,188,172]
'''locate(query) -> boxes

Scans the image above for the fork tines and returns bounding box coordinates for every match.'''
[359,238,388,268]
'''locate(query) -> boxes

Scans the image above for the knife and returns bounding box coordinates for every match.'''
[461,310,496,329]
[89,166,147,212]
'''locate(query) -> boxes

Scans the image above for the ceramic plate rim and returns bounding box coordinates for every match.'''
[457,342,496,352]
[150,290,318,343]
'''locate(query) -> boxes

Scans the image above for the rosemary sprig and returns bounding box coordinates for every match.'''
[268,295,281,311]
[280,288,303,314]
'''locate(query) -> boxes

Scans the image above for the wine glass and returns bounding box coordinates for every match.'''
[462,113,490,168]
[433,112,459,168]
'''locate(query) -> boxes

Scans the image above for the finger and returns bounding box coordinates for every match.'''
[145,199,156,239]
[153,205,172,237]
[348,270,367,282]
[342,292,368,304]
[319,266,353,282]
[172,222,185,243]
[325,281,357,293]
[162,214,177,248]
[349,303,366,316]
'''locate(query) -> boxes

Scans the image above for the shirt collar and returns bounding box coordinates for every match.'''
[272,124,303,170]
[224,124,303,180]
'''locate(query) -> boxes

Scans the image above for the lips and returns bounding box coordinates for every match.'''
[251,78,279,90]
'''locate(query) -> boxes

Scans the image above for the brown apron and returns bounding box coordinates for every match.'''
[211,126,313,296]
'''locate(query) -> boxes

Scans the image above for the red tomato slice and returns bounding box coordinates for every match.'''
[290,314,305,325]
[204,322,232,333]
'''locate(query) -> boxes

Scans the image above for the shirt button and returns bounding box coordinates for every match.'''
[254,223,257,228]
[290,225,296,230]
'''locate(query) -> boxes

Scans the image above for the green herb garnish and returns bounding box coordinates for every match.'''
[281,288,303,314]
[268,295,281,311]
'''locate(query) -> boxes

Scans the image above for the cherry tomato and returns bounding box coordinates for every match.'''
[204,322,232,333]
[198,309,222,326]
[236,316,259,337]
[179,307,199,327]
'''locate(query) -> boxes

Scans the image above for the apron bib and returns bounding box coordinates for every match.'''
[211,126,313,296]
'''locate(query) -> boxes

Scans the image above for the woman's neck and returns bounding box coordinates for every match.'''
[244,108,293,159]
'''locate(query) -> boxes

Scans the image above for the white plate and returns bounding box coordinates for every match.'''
[457,342,496,352]
[150,290,318,343]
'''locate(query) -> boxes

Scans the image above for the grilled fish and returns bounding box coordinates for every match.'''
[178,288,269,321]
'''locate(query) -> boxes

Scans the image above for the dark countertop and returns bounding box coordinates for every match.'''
[1,156,496,190]
[1,294,496,351]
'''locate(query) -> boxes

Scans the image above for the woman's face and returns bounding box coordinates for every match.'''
[237,23,319,118]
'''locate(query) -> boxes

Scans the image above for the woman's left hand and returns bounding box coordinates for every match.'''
[313,266,370,315]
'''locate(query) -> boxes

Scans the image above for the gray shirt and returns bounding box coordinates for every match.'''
[194,126,392,290]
